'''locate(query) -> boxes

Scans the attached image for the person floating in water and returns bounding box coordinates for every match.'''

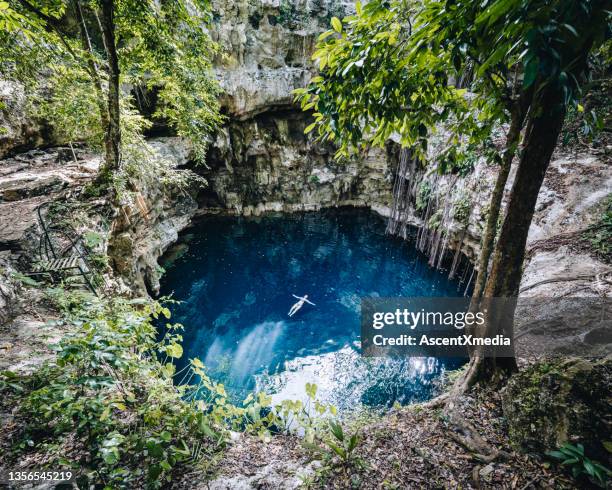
[288,294,315,317]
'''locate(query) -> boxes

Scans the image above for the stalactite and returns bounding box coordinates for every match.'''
[417,179,437,253]
[385,152,476,282]
[458,257,470,291]
[433,178,456,269]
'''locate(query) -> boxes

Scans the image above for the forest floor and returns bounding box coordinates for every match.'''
[196,381,580,490]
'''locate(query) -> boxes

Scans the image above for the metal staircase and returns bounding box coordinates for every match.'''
[28,202,98,295]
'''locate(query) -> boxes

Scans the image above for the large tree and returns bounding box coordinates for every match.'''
[0,0,222,189]
[297,0,610,385]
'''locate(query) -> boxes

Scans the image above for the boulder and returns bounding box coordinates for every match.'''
[502,358,611,460]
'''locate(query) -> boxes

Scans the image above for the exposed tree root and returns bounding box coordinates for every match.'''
[519,269,611,293]
[446,411,511,463]
[422,357,513,462]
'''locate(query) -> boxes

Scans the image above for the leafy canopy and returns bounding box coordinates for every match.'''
[1,0,223,164]
[296,0,610,171]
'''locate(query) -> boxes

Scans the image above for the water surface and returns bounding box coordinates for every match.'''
[159,208,465,411]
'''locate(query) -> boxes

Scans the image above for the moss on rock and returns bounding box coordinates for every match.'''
[502,358,611,460]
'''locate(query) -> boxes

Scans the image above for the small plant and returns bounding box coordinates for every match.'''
[427,209,443,230]
[325,421,361,464]
[10,272,40,287]
[547,442,611,487]
[415,180,432,213]
[304,419,362,468]
[453,193,472,227]
[582,195,612,263]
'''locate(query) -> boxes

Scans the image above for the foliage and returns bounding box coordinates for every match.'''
[415,180,432,213]
[295,0,610,177]
[427,209,443,230]
[561,76,611,147]
[30,63,105,148]
[0,0,223,181]
[305,420,362,465]
[277,0,306,28]
[547,443,611,487]
[309,174,321,185]
[10,271,41,287]
[2,290,348,488]
[115,0,223,163]
[4,294,214,488]
[453,193,472,227]
[294,0,501,170]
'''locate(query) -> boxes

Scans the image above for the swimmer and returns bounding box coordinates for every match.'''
[288,294,315,317]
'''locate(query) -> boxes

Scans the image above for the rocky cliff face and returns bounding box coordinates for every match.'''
[210,0,348,118]
[107,138,199,295]
[201,110,394,215]
[200,0,397,216]
[389,142,611,291]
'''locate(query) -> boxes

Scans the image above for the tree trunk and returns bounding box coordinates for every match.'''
[465,83,566,384]
[469,90,532,307]
[99,0,121,180]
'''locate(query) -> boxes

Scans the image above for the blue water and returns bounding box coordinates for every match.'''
[159,208,465,411]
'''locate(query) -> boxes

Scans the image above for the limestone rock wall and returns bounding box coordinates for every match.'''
[210,0,348,118]
[201,0,396,215]
[107,138,199,295]
[200,110,394,215]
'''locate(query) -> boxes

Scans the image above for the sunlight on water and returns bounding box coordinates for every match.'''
[159,208,465,411]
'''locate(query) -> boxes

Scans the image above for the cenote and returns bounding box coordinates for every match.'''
[159,208,466,412]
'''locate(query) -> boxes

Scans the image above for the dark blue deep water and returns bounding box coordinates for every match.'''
[159,208,465,411]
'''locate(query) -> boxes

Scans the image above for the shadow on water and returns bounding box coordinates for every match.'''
[159,208,466,412]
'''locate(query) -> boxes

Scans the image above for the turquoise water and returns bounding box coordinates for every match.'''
[159,208,465,411]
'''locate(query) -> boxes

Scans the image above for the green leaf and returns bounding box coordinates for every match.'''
[326,441,346,459]
[304,122,317,134]
[191,357,204,369]
[475,0,515,26]
[148,464,163,481]
[146,440,164,459]
[560,457,579,465]
[348,433,360,452]
[329,421,344,442]
[166,343,183,359]
[547,450,565,459]
[583,460,596,476]
[318,30,335,42]
[331,17,342,33]
[523,57,539,88]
